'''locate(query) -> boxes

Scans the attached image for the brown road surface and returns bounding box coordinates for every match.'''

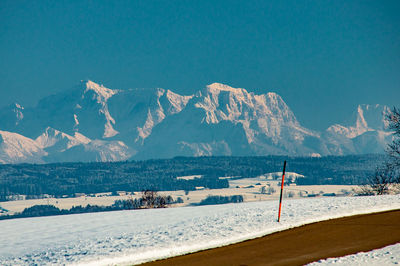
[141,209,400,266]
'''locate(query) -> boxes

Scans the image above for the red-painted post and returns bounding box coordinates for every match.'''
[277,160,287,222]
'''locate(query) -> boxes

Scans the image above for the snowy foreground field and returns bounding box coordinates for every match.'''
[309,243,400,265]
[1,195,399,265]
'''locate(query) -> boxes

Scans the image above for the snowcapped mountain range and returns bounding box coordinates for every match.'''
[0,80,394,163]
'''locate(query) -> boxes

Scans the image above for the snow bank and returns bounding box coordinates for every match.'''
[0,195,399,265]
[308,243,400,265]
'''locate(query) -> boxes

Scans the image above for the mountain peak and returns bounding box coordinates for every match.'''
[206,83,244,94]
[81,80,117,101]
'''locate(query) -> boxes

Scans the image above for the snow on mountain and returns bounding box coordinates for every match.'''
[84,80,117,101]
[164,89,193,115]
[47,139,135,163]
[81,80,119,138]
[0,81,394,163]
[135,83,323,159]
[325,104,393,154]
[34,127,134,163]
[81,140,134,162]
[197,83,317,145]
[10,103,24,125]
[74,131,92,144]
[36,127,84,151]
[0,123,134,163]
[0,103,25,132]
[6,80,120,140]
[107,87,193,146]
[0,130,45,164]
[327,104,390,138]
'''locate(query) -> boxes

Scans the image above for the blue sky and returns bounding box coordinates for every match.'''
[1,0,399,130]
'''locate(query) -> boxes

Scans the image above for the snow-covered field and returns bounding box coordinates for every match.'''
[0,183,358,215]
[0,195,399,265]
[309,243,400,265]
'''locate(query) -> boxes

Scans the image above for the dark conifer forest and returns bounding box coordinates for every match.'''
[0,154,384,200]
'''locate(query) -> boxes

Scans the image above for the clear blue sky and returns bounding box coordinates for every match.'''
[1,0,399,130]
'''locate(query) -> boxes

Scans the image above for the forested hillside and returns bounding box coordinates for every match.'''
[0,154,384,199]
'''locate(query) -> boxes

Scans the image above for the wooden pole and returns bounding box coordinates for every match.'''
[277,160,287,222]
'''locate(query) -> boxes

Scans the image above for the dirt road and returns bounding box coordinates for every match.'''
[141,209,400,266]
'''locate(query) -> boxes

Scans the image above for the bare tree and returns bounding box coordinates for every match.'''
[140,190,169,208]
[360,107,400,195]
[141,190,157,208]
[386,107,400,170]
[360,165,397,195]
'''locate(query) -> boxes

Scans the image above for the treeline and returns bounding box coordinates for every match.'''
[196,195,244,206]
[0,204,114,220]
[0,154,384,199]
